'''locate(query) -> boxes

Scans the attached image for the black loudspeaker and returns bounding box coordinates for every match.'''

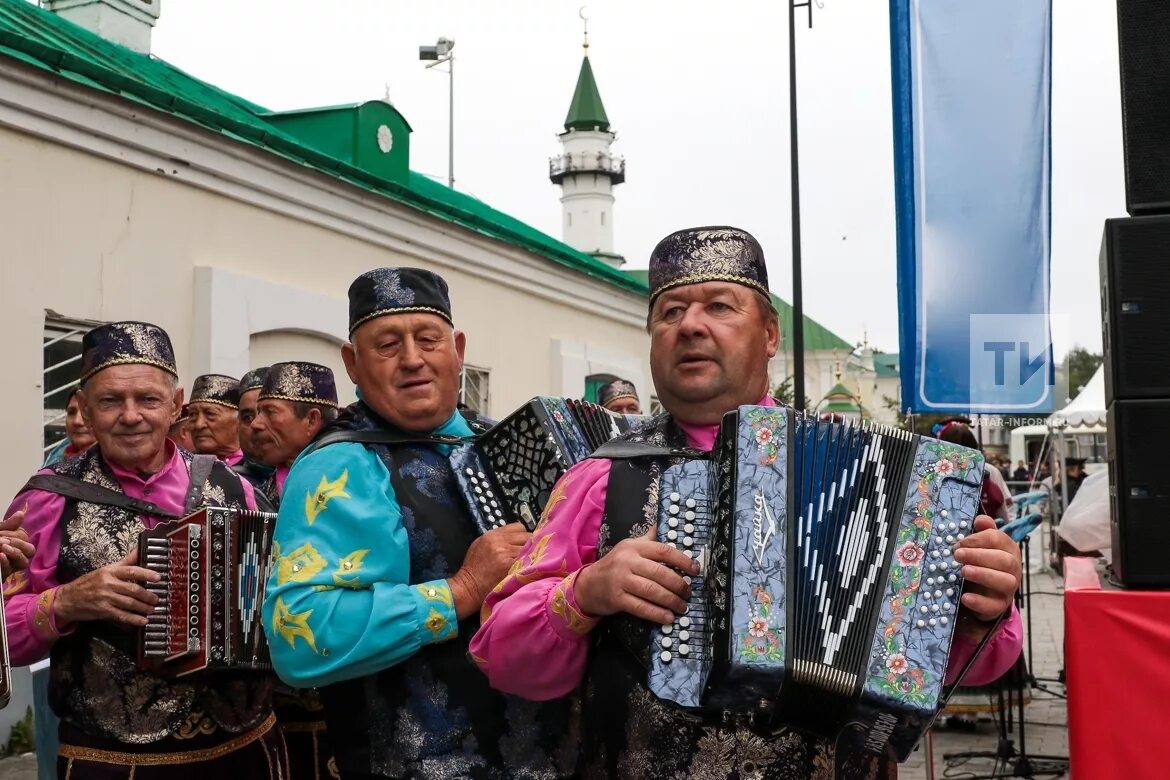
[1099,217,1170,402]
[1108,399,1170,586]
[1117,0,1170,215]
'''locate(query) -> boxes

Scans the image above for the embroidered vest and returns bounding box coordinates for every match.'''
[315,402,577,780]
[580,414,894,780]
[47,448,274,745]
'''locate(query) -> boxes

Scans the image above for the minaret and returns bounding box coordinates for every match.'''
[549,17,625,267]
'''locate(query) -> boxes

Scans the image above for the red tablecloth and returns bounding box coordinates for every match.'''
[1064,556,1170,779]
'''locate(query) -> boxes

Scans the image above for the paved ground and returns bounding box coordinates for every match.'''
[0,569,1072,780]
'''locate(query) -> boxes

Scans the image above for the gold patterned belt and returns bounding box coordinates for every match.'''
[59,712,277,766]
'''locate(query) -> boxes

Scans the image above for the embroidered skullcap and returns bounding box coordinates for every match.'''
[189,374,241,410]
[259,362,338,408]
[348,267,453,335]
[79,321,178,384]
[240,367,270,394]
[598,379,639,409]
[648,226,770,305]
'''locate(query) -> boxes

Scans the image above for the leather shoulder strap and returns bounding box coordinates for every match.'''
[302,428,475,459]
[23,474,181,520]
[590,440,707,461]
[183,454,217,514]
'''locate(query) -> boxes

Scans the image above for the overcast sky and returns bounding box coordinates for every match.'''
[151,0,1121,359]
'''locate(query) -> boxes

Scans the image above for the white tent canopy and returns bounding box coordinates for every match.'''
[1048,364,1106,429]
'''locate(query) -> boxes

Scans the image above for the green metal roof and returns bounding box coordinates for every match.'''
[821,382,862,413]
[623,270,853,352]
[0,0,646,297]
[564,55,610,132]
[873,351,900,379]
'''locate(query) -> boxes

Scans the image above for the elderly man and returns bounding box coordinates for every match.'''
[43,389,96,466]
[597,378,642,415]
[187,374,245,467]
[249,361,339,507]
[471,228,1024,779]
[263,267,575,779]
[2,322,283,778]
[234,367,275,488]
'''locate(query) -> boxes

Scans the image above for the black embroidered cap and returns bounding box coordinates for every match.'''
[259,362,338,408]
[240,367,270,394]
[189,374,242,410]
[598,379,639,409]
[348,267,453,335]
[647,226,770,305]
[79,321,178,384]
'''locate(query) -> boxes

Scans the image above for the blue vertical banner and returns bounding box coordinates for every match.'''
[890,0,1054,413]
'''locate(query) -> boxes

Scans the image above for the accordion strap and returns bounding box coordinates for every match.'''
[303,428,477,458]
[589,440,707,461]
[23,475,182,520]
[183,454,217,515]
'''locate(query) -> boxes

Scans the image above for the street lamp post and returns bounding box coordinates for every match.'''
[419,37,455,189]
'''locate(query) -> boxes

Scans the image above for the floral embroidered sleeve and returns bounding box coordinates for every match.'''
[469,458,611,701]
[262,443,456,688]
[3,485,74,666]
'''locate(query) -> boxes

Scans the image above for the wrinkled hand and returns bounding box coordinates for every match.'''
[954,515,1021,632]
[574,527,699,626]
[0,504,35,580]
[54,550,161,628]
[450,523,530,619]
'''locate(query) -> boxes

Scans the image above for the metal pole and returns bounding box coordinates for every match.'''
[790,2,810,409]
[448,54,455,189]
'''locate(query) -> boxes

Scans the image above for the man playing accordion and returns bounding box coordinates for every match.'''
[471,227,1025,779]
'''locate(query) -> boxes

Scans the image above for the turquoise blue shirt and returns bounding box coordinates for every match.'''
[261,410,472,688]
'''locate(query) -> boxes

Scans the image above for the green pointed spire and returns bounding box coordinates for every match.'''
[564,55,610,132]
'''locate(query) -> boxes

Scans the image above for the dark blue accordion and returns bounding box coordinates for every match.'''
[450,397,650,533]
[648,405,985,761]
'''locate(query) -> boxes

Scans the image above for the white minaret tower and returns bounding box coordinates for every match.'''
[549,17,625,267]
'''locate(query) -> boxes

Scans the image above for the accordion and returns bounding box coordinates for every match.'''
[138,506,276,677]
[647,405,985,761]
[0,596,9,708]
[451,397,650,533]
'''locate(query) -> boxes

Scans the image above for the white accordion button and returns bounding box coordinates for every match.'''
[931,550,941,559]
[923,591,932,600]
[679,630,690,642]
[948,574,958,582]
[931,604,940,613]
[686,498,696,508]
[944,602,953,611]
[477,471,486,479]
[661,650,672,662]
[679,644,690,656]
[941,616,950,625]
[685,511,696,521]
[667,530,678,541]
[920,606,929,614]
[946,588,954,597]
[933,590,942,598]
[661,637,673,649]
[929,618,937,626]
[948,522,957,531]
[683,537,694,547]
[935,536,944,545]
[684,524,695,534]
[679,616,691,628]
[917,620,926,628]
[959,521,968,529]
[945,535,954,544]
[669,505,679,515]
[683,576,693,585]
[941,510,949,518]
[929,564,938,572]
[956,534,965,541]
[926,577,935,586]
[661,624,672,634]
[464,468,474,476]
[668,517,679,528]
[670,492,680,502]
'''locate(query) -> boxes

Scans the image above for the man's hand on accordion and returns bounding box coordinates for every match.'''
[953,514,1022,639]
[574,527,700,626]
[53,549,162,628]
[0,502,36,580]
[450,523,531,620]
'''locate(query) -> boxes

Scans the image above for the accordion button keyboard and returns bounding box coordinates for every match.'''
[679,644,690,656]
[679,616,691,628]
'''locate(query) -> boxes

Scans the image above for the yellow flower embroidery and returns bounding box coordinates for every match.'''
[276,543,328,585]
[272,596,318,653]
[305,470,351,525]
[424,608,452,639]
[415,583,453,607]
[3,570,28,597]
[537,473,572,529]
[332,549,371,588]
[550,574,598,635]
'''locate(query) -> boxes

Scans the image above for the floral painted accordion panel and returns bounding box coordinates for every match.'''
[450,397,650,533]
[138,507,276,677]
[648,405,984,762]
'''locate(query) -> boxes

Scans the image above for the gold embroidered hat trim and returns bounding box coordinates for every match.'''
[187,398,240,411]
[80,356,179,384]
[349,305,453,334]
[649,272,770,305]
[58,713,276,766]
[258,393,339,408]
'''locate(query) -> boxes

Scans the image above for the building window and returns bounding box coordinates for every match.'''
[43,314,102,458]
[649,396,664,415]
[460,364,491,415]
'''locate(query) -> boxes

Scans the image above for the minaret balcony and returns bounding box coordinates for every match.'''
[549,152,626,185]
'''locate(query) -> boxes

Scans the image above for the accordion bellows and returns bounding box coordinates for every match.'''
[648,405,985,761]
[451,397,650,533]
[139,507,276,676]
